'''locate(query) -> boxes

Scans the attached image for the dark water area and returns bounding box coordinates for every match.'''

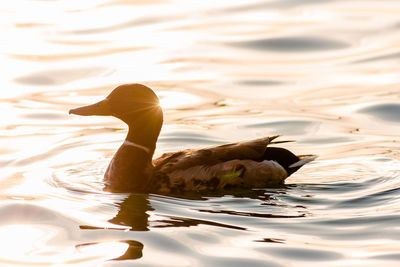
[1,0,400,266]
[232,36,349,52]
[359,103,400,122]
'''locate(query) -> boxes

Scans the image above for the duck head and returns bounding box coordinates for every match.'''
[69,84,163,154]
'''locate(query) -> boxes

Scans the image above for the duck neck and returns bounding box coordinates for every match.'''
[125,108,163,158]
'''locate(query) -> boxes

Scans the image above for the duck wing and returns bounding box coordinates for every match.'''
[150,135,297,193]
[153,135,279,172]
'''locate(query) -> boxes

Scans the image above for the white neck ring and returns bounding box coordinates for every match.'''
[123,140,151,154]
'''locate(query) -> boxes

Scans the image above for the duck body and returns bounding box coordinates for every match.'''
[69,84,315,194]
[151,137,295,194]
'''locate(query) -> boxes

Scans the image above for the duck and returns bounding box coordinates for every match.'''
[69,84,316,194]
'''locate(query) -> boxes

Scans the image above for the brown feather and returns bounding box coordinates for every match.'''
[153,136,277,173]
[149,136,289,193]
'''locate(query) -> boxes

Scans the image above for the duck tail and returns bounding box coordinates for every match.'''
[289,155,317,168]
[269,139,295,145]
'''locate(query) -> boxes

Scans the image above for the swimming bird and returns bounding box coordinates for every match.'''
[69,84,316,194]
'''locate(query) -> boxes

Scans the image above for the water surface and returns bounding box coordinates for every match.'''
[1,0,400,266]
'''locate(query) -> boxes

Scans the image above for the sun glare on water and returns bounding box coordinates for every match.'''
[158,91,203,110]
[0,224,129,265]
[0,224,56,265]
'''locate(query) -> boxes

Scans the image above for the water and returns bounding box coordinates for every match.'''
[1,0,400,266]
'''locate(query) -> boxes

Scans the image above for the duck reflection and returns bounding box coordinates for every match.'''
[75,240,144,261]
[79,188,306,261]
[109,188,305,231]
[112,240,144,261]
[78,194,151,261]
[109,193,153,231]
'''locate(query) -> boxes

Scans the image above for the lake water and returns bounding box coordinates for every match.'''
[1,0,400,266]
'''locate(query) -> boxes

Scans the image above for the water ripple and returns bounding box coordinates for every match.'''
[219,0,335,13]
[244,120,320,135]
[352,51,400,63]
[358,103,400,123]
[259,246,343,261]
[14,67,109,86]
[231,37,349,52]
[237,80,286,86]
[62,15,182,35]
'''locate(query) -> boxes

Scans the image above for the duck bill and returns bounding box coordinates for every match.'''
[69,99,112,116]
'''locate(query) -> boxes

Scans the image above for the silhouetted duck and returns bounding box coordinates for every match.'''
[69,84,316,194]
